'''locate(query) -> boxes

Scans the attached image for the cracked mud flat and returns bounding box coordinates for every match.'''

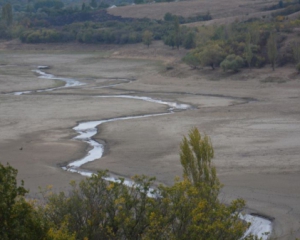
[0,50,300,239]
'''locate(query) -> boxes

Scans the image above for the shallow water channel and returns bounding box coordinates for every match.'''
[12,66,273,239]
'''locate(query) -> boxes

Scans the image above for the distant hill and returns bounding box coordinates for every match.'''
[108,0,280,20]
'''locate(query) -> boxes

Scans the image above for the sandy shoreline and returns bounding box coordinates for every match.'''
[0,42,300,238]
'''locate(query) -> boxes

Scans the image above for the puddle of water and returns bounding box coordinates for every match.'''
[241,214,272,239]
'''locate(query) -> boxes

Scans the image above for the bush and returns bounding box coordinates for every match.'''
[221,54,244,72]
[0,164,48,240]
[182,52,201,69]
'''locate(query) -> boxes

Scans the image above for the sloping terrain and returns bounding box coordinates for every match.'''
[0,42,300,238]
[108,0,279,20]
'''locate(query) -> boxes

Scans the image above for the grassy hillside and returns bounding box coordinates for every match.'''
[108,0,280,20]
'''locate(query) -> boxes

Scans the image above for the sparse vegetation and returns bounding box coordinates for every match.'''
[0,129,258,240]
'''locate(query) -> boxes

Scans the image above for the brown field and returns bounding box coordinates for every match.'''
[0,41,300,239]
[108,0,279,22]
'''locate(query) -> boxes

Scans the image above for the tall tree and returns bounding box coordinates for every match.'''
[174,16,181,49]
[90,0,97,8]
[183,32,196,49]
[245,33,253,70]
[1,3,13,26]
[267,32,277,71]
[142,30,153,48]
[292,41,300,63]
[180,127,220,200]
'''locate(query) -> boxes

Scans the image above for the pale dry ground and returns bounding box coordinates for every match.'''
[0,42,300,238]
[108,0,279,22]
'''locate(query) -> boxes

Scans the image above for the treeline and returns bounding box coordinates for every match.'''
[19,19,172,44]
[0,0,213,45]
[182,16,300,72]
[0,128,260,240]
[18,12,201,45]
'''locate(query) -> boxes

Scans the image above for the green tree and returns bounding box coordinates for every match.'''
[249,24,260,45]
[245,33,253,69]
[198,43,224,70]
[42,171,160,239]
[147,128,249,239]
[40,128,255,240]
[0,163,48,240]
[267,32,277,71]
[164,32,176,49]
[292,41,300,72]
[81,2,86,11]
[1,3,13,26]
[174,16,181,49]
[164,12,173,21]
[142,30,153,48]
[179,127,220,200]
[134,0,144,4]
[90,0,97,8]
[296,62,300,73]
[182,52,201,69]
[183,31,196,49]
[220,54,244,72]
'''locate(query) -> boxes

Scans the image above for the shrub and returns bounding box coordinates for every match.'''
[182,52,201,69]
[0,164,48,240]
[221,54,244,72]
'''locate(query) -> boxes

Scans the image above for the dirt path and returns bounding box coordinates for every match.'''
[0,43,300,239]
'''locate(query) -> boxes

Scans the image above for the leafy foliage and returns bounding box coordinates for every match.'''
[267,32,278,71]
[0,129,261,239]
[221,54,244,72]
[142,30,153,47]
[40,128,252,240]
[296,62,300,73]
[0,163,47,240]
[1,3,12,26]
[197,43,225,69]
[182,52,201,69]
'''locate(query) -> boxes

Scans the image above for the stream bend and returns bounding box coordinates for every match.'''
[11,66,273,239]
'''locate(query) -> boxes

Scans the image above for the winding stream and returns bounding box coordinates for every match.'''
[11,66,272,239]
[12,66,85,95]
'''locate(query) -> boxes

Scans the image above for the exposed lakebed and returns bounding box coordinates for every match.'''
[8,65,272,239]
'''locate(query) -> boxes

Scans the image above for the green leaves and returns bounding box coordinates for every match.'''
[220,54,244,72]
[267,32,278,71]
[0,163,47,240]
[1,128,255,239]
[40,128,251,239]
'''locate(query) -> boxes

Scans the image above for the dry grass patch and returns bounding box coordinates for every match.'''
[108,0,279,20]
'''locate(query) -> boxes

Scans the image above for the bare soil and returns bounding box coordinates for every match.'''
[0,41,300,239]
